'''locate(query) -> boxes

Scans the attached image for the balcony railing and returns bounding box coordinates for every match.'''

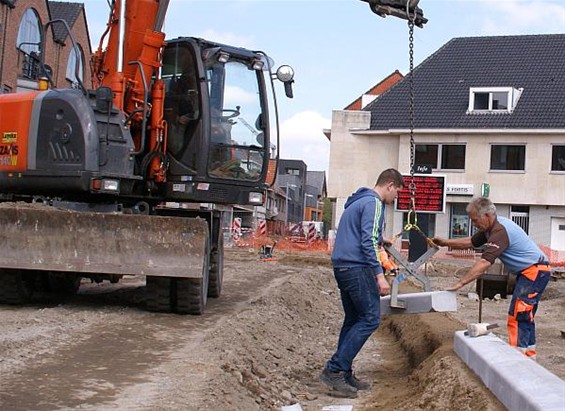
[20,51,41,80]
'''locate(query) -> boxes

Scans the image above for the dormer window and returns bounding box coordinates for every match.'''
[468,87,523,113]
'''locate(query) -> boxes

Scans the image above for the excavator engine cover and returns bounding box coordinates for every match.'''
[0,204,208,278]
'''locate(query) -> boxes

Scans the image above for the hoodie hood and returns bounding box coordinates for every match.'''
[344,187,380,209]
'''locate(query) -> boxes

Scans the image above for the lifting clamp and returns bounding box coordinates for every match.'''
[384,214,439,309]
[361,0,428,28]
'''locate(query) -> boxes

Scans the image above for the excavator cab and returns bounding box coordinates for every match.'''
[161,37,290,206]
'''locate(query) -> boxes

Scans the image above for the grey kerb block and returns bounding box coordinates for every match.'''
[380,291,458,315]
[454,330,565,411]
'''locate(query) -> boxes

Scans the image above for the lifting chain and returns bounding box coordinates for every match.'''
[392,3,436,247]
[407,2,416,225]
[385,3,438,310]
[403,8,437,248]
[388,2,441,248]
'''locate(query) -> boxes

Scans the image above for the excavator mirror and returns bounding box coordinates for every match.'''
[284,82,294,99]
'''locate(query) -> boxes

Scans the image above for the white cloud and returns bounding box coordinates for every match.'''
[224,85,257,105]
[279,111,331,172]
[479,0,565,34]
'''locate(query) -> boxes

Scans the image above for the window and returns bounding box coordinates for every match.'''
[162,43,201,170]
[415,144,465,170]
[415,144,438,168]
[286,168,300,176]
[511,205,529,234]
[205,58,265,181]
[450,204,470,238]
[66,45,84,87]
[17,8,42,80]
[468,87,523,113]
[441,145,466,169]
[551,145,565,171]
[490,145,525,171]
[17,9,41,54]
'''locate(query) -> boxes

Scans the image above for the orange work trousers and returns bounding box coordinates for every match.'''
[507,264,551,357]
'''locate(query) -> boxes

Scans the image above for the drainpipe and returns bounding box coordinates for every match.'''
[0,2,13,89]
[0,4,14,89]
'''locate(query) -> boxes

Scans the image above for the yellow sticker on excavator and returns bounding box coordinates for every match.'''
[2,132,16,143]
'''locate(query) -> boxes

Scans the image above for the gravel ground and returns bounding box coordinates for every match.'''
[0,248,563,410]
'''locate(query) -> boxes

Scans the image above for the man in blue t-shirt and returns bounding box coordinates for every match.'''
[433,197,551,359]
[319,168,404,398]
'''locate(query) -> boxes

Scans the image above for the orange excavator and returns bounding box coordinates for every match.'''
[0,0,294,314]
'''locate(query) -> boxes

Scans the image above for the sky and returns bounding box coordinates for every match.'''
[63,0,565,173]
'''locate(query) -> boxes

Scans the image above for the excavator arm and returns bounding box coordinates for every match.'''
[361,0,428,28]
[92,0,168,106]
[91,0,170,182]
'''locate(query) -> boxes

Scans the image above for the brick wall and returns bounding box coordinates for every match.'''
[0,0,92,93]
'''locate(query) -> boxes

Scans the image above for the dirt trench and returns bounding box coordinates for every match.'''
[0,248,563,410]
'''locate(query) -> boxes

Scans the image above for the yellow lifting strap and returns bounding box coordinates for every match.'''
[390,210,437,249]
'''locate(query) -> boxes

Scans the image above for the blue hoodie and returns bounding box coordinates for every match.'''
[331,187,385,274]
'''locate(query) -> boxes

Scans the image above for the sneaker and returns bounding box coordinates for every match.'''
[345,371,370,390]
[320,368,358,398]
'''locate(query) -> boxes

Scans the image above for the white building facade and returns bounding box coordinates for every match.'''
[327,35,565,252]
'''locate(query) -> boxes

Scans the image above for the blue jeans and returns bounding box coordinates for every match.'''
[326,266,381,373]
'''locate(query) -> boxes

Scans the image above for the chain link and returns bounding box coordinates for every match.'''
[407,15,416,224]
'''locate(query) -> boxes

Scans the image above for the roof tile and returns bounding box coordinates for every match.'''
[366,34,565,130]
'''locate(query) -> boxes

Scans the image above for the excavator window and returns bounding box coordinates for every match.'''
[162,45,201,169]
[205,59,267,181]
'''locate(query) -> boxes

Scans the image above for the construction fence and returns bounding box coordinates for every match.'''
[224,221,565,268]
[225,218,328,253]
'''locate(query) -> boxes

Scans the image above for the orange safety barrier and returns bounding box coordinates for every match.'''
[537,244,565,267]
[233,232,565,267]
[247,235,330,255]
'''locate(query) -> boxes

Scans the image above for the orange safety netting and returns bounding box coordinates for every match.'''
[538,245,565,267]
[235,235,331,255]
[234,234,565,267]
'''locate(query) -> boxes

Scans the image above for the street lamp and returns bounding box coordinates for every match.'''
[285,184,297,225]
[303,193,314,221]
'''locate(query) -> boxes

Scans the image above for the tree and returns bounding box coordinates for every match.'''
[322,198,333,238]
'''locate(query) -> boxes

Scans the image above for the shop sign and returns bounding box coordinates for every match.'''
[446,184,474,196]
[481,183,490,197]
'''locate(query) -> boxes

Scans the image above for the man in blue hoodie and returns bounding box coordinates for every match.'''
[320,168,404,398]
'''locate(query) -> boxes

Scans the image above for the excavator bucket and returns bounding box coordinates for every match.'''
[0,204,208,278]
